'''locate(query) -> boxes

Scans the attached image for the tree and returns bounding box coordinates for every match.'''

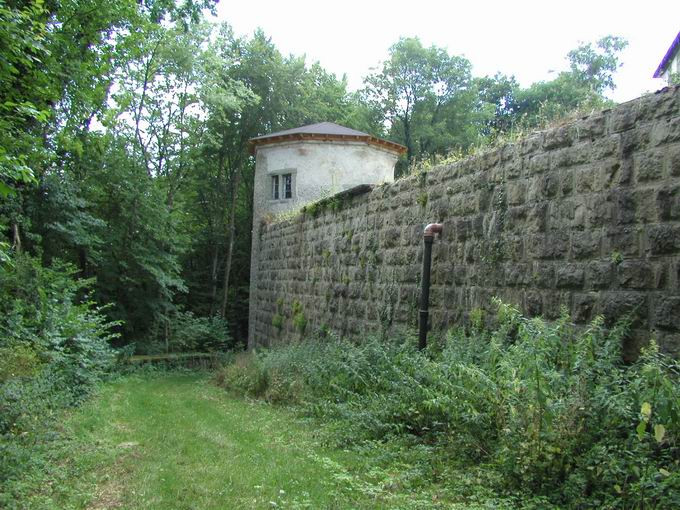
[1,0,216,349]
[495,35,628,132]
[176,25,373,337]
[475,73,520,137]
[364,37,474,166]
[567,35,628,95]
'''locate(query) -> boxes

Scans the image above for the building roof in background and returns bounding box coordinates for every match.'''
[250,122,370,140]
[654,30,680,78]
[249,122,406,155]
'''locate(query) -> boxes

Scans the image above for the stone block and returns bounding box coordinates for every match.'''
[597,159,631,189]
[454,217,473,242]
[520,134,543,155]
[560,171,575,196]
[453,264,467,285]
[526,153,550,175]
[608,105,637,133]
[530,262,555,288]
[552,145,590,168]
[586,195,614,228]
[543,125,573,150]
[670,143,680,177]
[526,203,548,233]
[506,181,526,205]
[599,291,648,327]
[524,290,543,316]
[500,143,519,162]
[591,135,620,160]
[653,295,680,331]
[656,184,680,221]
[571,231,601,259]
[575,166,596,193]
[526,233,568,260]
[543,291,570,319]
[573,203,587,230]
[609,189,636,225]
[556,264,585,288]
[505,263,530,287]
[658,333,680,357]
[478,188,494,212]
[382,227,401,249]
[634,150,664,182]
[479,149,501,171]
[637,88,680,122]
[430,198,451,221]
[617,260,654,289]
[505,237,525,261]
[528,173,559,201]
[572,292,598,323]
[464,241,478,263]
[587,260,614,289]
[604,226,640,256]
[631,188,657,224]
[647,225,680,255]
[649,117,680,146]
[504,158,522,179]
[572,113,606,141]
[506,205,528,233]
[457,158,480,176]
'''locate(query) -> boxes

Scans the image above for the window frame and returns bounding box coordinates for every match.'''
[271,175,280,200]
[282,173,292,199]
[268,170,295,202]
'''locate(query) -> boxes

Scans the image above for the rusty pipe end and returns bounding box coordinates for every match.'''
[423,223,443,239]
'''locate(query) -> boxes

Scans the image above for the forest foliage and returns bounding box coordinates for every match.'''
[0,6,630,349]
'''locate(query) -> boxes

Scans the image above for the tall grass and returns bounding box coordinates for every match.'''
[215,300,680,508]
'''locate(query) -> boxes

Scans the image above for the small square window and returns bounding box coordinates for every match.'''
[271,175,279,200]
[283,174,292,199]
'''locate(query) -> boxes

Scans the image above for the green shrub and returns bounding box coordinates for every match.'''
[214,352,268,398]
[0,255,118,492]
[215,301,680,508]
[0,343,42,382]
[149,311,232,354]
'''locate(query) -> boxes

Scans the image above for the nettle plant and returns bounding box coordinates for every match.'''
[217,299,680,508]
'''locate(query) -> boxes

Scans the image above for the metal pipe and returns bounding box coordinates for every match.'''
[419,223,443,350]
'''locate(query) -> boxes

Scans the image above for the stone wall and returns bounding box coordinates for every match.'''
[248,86,680,356]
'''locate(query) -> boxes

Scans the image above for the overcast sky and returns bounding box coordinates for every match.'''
[215,0,679,103]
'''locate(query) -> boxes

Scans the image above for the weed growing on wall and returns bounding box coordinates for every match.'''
[216,301,680,508]
[271,314,284,332]
[292,300,307,335]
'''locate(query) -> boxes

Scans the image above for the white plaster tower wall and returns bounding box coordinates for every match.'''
[253,140,398,220]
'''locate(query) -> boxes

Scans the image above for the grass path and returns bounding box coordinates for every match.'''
[21,373,396,509]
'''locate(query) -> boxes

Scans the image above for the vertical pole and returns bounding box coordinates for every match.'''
[419,235,434,350]
[418,223,442,350]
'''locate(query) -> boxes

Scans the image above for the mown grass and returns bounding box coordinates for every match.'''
[6,371,457,509]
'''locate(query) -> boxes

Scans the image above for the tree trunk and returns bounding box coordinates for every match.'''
[11,223,21,253]
[403,116,414,163]
[209,245,219,316]
[164,320,170,354]
[79,248,87,276]
[219,169,241,319]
